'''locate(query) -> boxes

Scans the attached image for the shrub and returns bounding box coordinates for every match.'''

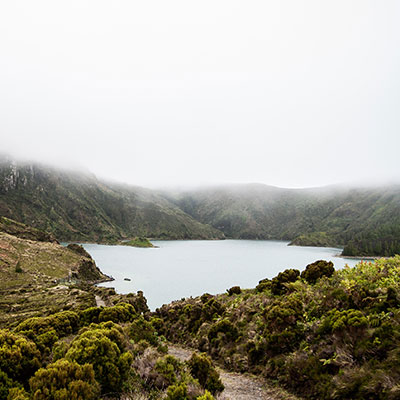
[15,311,80,348]
[98,303,136,323]
[0,330,41,384]
[29,359,100,400]
[165,383,188,400]
[301,260,334,284]
[271,269,300,295]
[227,286,241,296]
[188,353,224,395]
[7,388,29,400]
[130,316,158,346]
[318,309,368,336]
[196,390,215,400]
[208,319,239,343]
[79,307,102,325]
[65,325,133,394]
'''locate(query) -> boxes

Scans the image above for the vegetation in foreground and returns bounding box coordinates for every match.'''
[0,217,223,399]
[156,256,400,399]
[0,302,224,399]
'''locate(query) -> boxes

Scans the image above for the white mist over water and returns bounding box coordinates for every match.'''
[85,240,362,310]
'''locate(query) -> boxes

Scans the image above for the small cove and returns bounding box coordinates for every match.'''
[82,240,362,310]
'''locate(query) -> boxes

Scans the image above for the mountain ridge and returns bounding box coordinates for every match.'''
[0,155,399,256]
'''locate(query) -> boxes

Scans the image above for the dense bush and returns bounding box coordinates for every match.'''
[188,353,224,395]
[98,302,136,323]
[29,359,100,400]
[15,311,80,349]
[227,286,241,296]
[0,330,41,384]
[270,269,300,295]
[301,260,334,284]
[129,315,158,346]
[65,324,133,394]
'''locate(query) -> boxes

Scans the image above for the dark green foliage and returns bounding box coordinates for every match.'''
[29,359,100,400]
[98,302,136,323]
[0,330,41,384]
[129,316,158,346]
[15,261,22,273]
[15,311,80,349]
[0,370,19,400]
[301,260,334,284]
[318,309,368,335]
[227,286,241,296]
[65,323,133,394]
[256,278,271,292]
[208,319,239,343]
[188,353,224,395]
[79,307,102,325]
[201,298,224,320]
[0,157,224,242]
[270,269,300,295]
[165,383,188,400]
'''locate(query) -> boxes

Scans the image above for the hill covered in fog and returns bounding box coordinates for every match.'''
[1,155,399,256]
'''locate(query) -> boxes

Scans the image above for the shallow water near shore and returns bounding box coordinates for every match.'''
[83,240,362,310]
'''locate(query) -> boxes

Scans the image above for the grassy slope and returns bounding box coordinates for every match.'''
[0,219,110,327]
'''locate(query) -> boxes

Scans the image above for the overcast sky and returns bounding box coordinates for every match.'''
[1,1,399,188]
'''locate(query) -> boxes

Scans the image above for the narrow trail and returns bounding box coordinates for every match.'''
[95,295,106,307]
[168,345,299,400]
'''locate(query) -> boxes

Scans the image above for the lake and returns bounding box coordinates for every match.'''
[82,240,362,310]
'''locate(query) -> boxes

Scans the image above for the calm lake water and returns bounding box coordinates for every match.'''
[82,240,362,311]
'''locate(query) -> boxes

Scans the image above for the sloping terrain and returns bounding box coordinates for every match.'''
[0,218,109,326]
[0,156,223,242]
[166,184,400,256]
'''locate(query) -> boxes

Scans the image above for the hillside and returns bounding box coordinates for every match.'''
[166,184,400,256]
[0,156,223,242]
[156,257,400,399]
[1,155,399,256]
[0,217,111,326]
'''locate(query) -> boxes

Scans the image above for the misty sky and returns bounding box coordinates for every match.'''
[1,1,399,188]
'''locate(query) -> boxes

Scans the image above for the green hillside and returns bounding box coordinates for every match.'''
[0,156,223,242]
[167,184,400,256]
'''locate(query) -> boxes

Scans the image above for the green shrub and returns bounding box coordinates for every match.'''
[188,353,224,395]
[0,330,41,384]
[130,316,158,346]
[318,309,368,336]
[301,260,334,284]
[79,307,102,325]
[98,303,136,323]
[271,269,300,295]
[29,359,100,400]
[15,311,80,348]
[65,325,133,394]
[196,390,215,400]
[7,388,29,400]
[227,286,241,296]
[165,383,188,400]
[208,319,239,343]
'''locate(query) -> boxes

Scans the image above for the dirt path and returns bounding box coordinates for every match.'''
[168,345,299,400]
[95,295,106,307]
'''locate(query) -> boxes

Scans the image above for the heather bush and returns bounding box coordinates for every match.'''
[29,359,100,400]
[188,353,224,395]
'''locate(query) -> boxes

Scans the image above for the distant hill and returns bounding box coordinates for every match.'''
[1,155,399,256]
[165,184,400,256]
[0,156,223,242]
